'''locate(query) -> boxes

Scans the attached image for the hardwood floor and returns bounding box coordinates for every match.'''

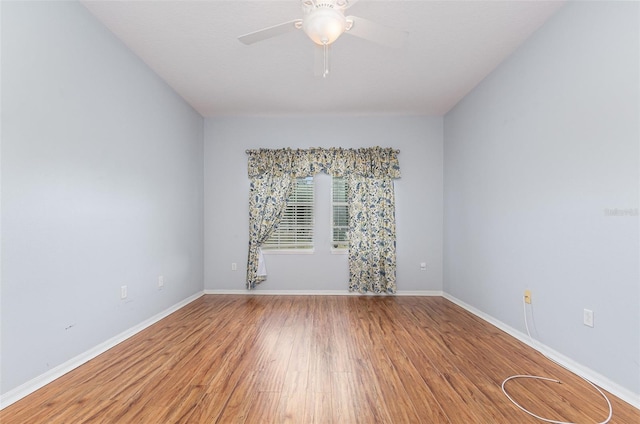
[1,295,638,423]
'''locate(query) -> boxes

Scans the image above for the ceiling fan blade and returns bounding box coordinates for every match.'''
[238,19,303,45]
[344,15,408,48]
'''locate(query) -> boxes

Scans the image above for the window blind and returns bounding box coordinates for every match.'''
[263,177,314,250]
[332,177,349,249]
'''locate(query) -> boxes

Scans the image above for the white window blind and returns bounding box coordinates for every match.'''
[263,177,314,250]
[332,176,349,249]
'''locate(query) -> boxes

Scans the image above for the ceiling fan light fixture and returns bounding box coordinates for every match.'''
[302,8,346,45]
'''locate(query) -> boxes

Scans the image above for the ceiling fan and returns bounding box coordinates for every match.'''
[238,0,408,77]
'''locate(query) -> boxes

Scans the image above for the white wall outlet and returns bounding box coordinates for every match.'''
[158,275,164,288]
[231,262,237,271]
[583,309,594,327]
[120,285,127,299]
[420,262,427,271]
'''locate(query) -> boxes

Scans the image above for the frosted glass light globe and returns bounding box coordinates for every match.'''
[302,8,346,45]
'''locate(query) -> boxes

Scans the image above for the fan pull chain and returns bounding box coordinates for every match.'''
[323,42,329,78]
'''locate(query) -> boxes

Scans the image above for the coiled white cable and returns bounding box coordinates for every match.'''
[500,296,613,424]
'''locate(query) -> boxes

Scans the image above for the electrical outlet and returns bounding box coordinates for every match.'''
[584,309,594,327]
[231,263,237,271]
[524,290,532,304]
[158,275,164,288]
[420,262,427,271]
[121,285,127,299]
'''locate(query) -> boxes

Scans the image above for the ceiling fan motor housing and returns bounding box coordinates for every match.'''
[302,3,347,45]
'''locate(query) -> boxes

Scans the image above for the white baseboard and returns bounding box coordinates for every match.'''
[204,289,443,296]
[0,291,204,410]
[442,293,640,410]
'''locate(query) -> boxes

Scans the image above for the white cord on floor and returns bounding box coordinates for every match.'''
[500,296,613,424]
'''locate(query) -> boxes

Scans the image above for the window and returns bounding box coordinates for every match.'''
[263,177,314,251]
[332,176,349,250]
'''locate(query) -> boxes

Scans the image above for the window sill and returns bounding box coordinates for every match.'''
[331,248,348,255]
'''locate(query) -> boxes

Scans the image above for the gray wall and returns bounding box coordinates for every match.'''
[1,1,204,394]
[444,1,639,395]
[204,116,443,292]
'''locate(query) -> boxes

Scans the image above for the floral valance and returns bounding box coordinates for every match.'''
[246,147,401,179]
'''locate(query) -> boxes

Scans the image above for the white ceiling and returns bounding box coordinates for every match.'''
[81,0,565,117]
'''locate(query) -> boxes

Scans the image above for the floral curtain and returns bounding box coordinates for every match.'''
[246,173,294,289]
[347,176,397,293]
[246,147,400,292]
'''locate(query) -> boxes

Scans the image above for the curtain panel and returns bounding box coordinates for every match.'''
[246,147,400,292]
[347,176,397,293]
[246,174,294,289]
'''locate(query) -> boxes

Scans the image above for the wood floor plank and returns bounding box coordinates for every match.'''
[254,328,295,392]
[177,389,230,423]
[275,372,309,423]
[348,298,421,423]
[305,390,332,424]
[214,371,259,423]
[331,371,372,424]
[1,295,638,424]
[307,327,333,394]
[372,300,452,423]
[245,391,282,424]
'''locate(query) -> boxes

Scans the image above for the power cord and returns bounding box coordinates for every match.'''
[500,296,613,424]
